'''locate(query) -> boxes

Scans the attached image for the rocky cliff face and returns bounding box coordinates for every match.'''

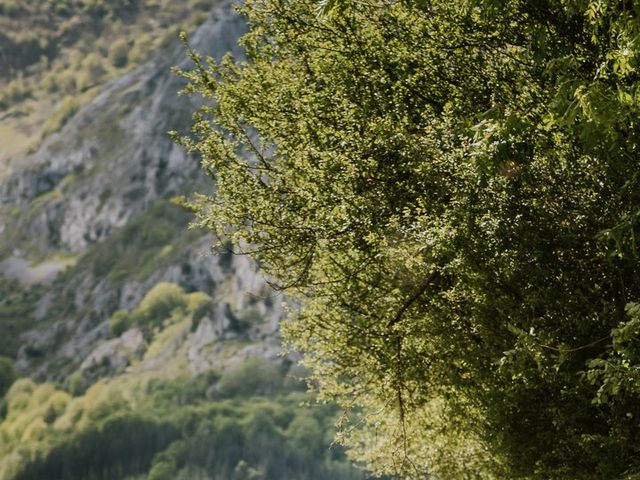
[1,2,244,253]
[0,1,285,383]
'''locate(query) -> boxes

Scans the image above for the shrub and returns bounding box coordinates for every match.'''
[40,71,58,93]
[4,74,31,103]
[136,283,187,327]
[285,415,323,459]
[187,291,212,331]
[6,378,36,413]
[129,34,152,64]
[0,356,16,398]
[42,96,79,135]
[108,39,128,68]
[66,371,85,396]
[109,309,131,337]
[6,378,35,400]
[148,460,179,480]
[78,53,106,89]
[57,70,78,94]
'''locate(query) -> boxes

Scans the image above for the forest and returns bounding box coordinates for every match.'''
[0,283,363,480]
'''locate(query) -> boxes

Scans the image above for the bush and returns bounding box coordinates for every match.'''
[129,34,152,64]
[109,309,131,337]
[0,356,16,398]
[187,291,212,331]
[146,371,218,407]
[6,378,36,413]
[285,415,323,459]
[108,39,128,68]
[40,71,59,93]
[58,70,78,94]
[136,283,187,326]
[66,371,85,396]
[42,96,79,135]
[6,378,35,399]
[148,460,179,480]
[78,53,106,89]
[3,74,31,104]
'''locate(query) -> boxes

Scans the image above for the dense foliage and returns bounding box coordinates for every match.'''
[178,0,640,478]
[3,376,361,480]
[0,279,42,358]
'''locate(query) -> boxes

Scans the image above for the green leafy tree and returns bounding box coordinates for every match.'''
[286,414,323,461]
[177,0,640,478]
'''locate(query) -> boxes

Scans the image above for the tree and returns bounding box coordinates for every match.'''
[177,0,640,478]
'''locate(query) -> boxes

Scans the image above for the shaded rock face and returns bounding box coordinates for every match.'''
[1,2,287,382]
[80,328,147,380]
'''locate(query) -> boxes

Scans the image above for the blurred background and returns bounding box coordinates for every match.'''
[0,1,366,478]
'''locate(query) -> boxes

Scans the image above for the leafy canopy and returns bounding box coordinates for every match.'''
[177,0,640,478]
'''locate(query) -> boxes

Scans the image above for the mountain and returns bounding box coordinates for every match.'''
[0,1,366,478]
[0,0,267,382]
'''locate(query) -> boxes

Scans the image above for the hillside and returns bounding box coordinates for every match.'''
[0,1,366,478]
[0,0,221,167]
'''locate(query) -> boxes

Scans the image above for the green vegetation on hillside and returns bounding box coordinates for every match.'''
[80,200,197,283]
[109,282,206,338]
[0,281,364,480]
[0,279,42,358]
[178,0,640,478]
[2,374,361,480]
[0,200,200,369]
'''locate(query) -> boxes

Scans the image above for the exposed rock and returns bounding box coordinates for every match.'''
[79,328,147,380]
[0,254,75,284]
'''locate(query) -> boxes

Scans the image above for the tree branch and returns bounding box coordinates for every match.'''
[387,270,439,329]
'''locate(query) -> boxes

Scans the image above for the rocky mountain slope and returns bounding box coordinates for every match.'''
[0,0,287,382]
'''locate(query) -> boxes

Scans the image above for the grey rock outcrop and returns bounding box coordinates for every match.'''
[79,328,147,380]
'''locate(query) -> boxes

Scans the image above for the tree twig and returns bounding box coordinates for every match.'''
[387,270,439,329]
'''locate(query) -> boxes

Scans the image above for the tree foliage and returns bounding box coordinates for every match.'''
[178,0,640,478]
[1,361,359,480]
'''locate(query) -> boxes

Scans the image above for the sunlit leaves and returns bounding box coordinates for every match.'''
[180,0,640,478]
